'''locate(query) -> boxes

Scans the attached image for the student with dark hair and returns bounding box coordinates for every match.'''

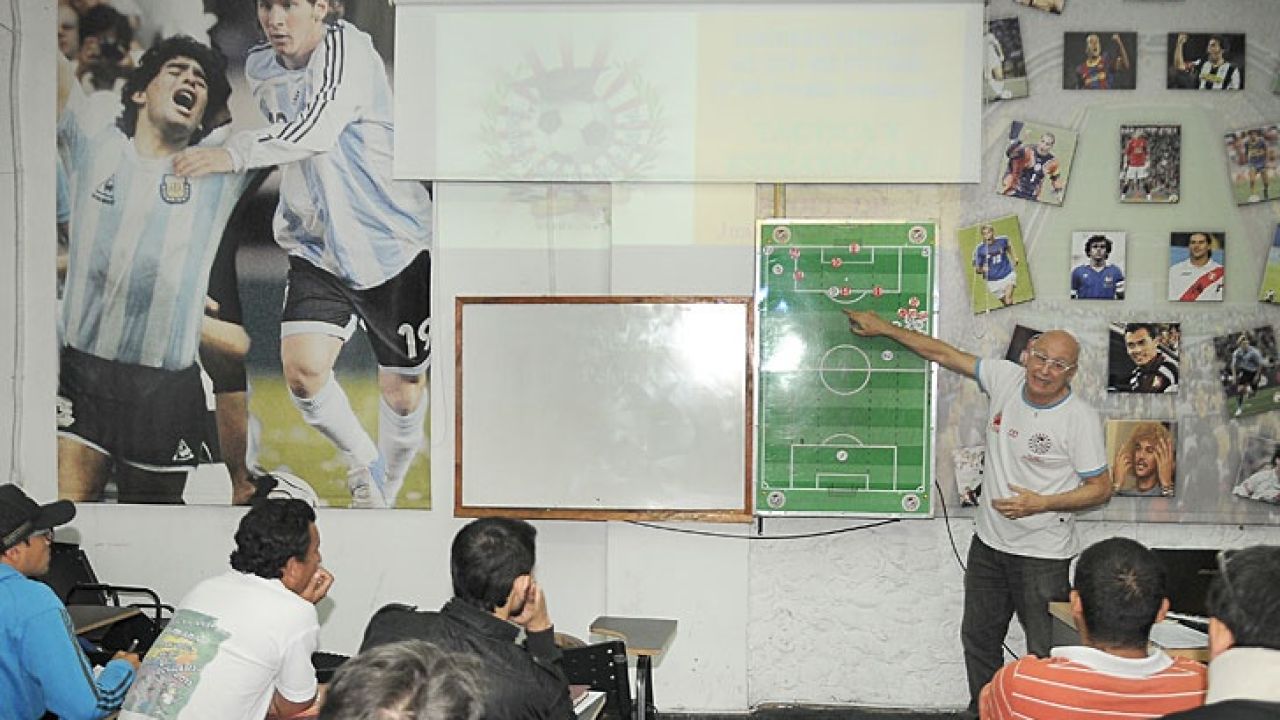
[360,518,574,720]
[120,499,334,719]
[981,538,1206,719]
[1165,545,1280,718]
[56,34,252,505]
[320,640,485,720]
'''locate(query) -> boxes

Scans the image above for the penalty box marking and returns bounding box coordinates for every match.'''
[787,443,902,490]
[771,245,916,297]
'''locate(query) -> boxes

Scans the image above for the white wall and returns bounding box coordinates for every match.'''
[4,0,1280,714]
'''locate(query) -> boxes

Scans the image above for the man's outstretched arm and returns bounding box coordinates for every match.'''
[845,310,978,379]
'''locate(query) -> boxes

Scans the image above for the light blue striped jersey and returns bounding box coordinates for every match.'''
[228,20,432,290]
[58,94,251,370]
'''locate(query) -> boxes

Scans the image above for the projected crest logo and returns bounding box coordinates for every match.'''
[480,45,666,185]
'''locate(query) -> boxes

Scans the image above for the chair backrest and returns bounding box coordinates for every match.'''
[562,640,632,720]
[38,541,106,604]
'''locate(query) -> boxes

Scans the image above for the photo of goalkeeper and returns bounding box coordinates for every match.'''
[997,120,1078,206]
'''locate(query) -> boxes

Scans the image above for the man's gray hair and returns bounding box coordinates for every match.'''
[319,640,485,720]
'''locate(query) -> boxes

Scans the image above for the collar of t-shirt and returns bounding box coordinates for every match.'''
[1206,646,1280,704]
[1051,644,1173,678]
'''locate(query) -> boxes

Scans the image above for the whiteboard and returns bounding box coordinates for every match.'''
[456,296,753,521]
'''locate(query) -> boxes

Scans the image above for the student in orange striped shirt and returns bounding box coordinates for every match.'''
[980,538,1206,719]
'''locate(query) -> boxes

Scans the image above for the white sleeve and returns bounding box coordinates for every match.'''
[274,622,320,702]
[226,27,373,171]
[1068,404,1108,477]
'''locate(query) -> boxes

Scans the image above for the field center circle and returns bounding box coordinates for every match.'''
[819,344,872,396]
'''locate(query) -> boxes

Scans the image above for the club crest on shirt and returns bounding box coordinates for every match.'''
[991,412,1003,433]
[160,173,191,204]
[1028,432,1053,455]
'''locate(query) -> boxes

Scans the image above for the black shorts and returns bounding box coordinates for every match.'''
[1237,369,1261,389]
[282,251,432,373]
[57,347,217,472]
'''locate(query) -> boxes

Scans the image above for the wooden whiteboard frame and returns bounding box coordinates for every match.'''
[455,296,754,522]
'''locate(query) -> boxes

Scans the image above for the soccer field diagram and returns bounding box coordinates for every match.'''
[756,220,936,516]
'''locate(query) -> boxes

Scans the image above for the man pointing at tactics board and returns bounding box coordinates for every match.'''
[844,310,1112,717]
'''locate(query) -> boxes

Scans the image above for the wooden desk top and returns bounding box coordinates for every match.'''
[1048,601,1209,663]
[589,616,677,657]
[68,604,142,635]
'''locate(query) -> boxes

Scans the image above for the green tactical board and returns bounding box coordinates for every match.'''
[756,220,936,516]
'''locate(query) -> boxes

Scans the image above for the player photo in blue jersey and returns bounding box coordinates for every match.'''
[1070,233,1125,300]
[961,216,1034,313]
[56,36,253,504]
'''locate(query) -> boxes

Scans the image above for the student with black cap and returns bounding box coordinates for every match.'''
[0,483,140,719]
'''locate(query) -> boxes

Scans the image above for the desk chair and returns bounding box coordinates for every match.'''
[590,617,677,720]
[561,640,633,720]
[38,541,172,655]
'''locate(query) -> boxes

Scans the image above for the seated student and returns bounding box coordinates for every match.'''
[1164,545,1280,719]
[120,499,334,719]
[360,517,574,720]
[980,537,1206,719]
[319,639,484,720]
[0,484,141,719]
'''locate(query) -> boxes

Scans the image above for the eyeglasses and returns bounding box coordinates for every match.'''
[26,529,54,544]
[1026,348,1076,373]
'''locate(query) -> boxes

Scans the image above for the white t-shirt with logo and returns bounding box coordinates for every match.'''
[120,571,318,720]
[974,359,1108,559]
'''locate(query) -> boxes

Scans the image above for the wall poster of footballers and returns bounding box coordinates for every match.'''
[959,215,1035,313]
[1106,419,1178,498]
[1169,231,1224,302]
[1107,322,1180,394]
[1070,232,1126,301]
[1062,32,1134,90]
[997,120,1078,206]
[1224,124,1279,205]
[54,2,432,510]
[1120,125,1180,204]
[1212,327,1280,419]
